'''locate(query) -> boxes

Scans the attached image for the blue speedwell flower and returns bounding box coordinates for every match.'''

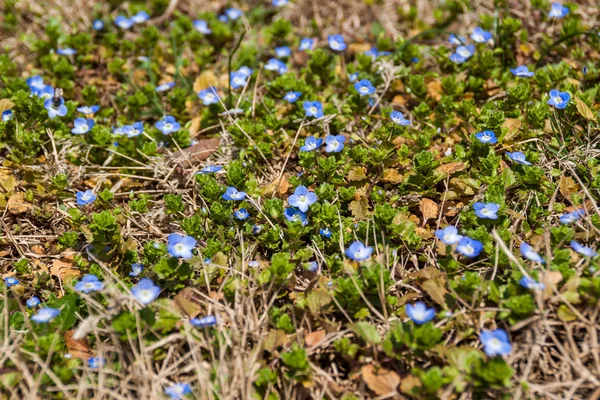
[470,27,492,43]
[328,34,346,51]
[77,105,99,114]
[44,96,68,119]
[193,20,211,34]
[57,48,77,56]
[130,263,143,277]
[93,20,104,30]
[225,8,242,20]
[348,72,359,82]
[299,136,322,152]
[71,118,94,134]
[284,207,308,226]
[473,202,499,219]
[155,116,181,134]
[506,151,532,165]
[560,209,584,224]
[265,58,287,74]
[449,44,475,64]
[234,208,250,220]
[510,66,535,78]
[115,15,134,29]
[222,187,246,201]
[548,2,569,18]
[275,46,291,58]
[26,296,41,308]
[2,110,14,122]
[27,75,45,91]
[31,307,60,324]
[345,241,373,261]
[520,276,545,291]
[405,302,436,325]
[299,38,315,51]
[480,329,512,356]
[131,278,161,305]
[248,260,260,268]
[283,91,302,103]
[198,165,223,174]
[167,233,197,259]
[390,110,410,126]
[354,79,375,96]
[76,189,96,206]
[252,225,263,234]
[88,357,106,369]
[520,242,545,264]
[325,135,346,153]
[364,47,390,59]
[571,241,598,257]
[547,90,570,109]
[306,261,318,272]
[164,383,192,400]
[320,227,332,238]
[155,82,175,92]
[272,0,288,6]
[435,226,463,245]
[456,237,483,257]
[449,34,467,45]
[236,66,253,77]
[288,185,318,212]
[303,101,324,118]
[4,277,18,287]
[475,130,497,144]
[131,11,150,24]
[198,86,219,105]
[124,122,144,138]
[191,315,217,328]
[74,274,104,294]
[230,72,248,89]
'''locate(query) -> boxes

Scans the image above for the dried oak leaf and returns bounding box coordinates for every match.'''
[419,198,438,226]
[361,364,401,396]
[305,330,326,347]
[64,330,93,360]
[172,138,220,163]
[51,257,81,280]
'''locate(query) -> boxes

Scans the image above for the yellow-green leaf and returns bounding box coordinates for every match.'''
[574,97,596,121]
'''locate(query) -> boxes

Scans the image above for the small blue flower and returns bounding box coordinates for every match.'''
[225,8,242,20]
[354,79,375,96]
[275,46,291,58]
[44,97,68,119]
[571,241,598,257]
[234,208,250,220]
[547,90,570,109]
[115,15,134,29]
[345,241,373,261]
[449,44,475,64]
[252,225,263,234]
[130,263,144,277]
[77,105,99,114]
[480,329,512,356]
[288,185,318,212]
[2,110,14,122]
[473,202,499,219]
[301,261,316,272]
[198,165,223,174]
[193,20,211,34]
[26,296,41,308]
[156,82,175,92]
[74,274,104,294]
[325,135,346,153]
[405,302,436,325]
[4,277,18,287]
[470,27,492,43]
[190,315,217,328]
[506,151,532,165]
[131,11,150,24]
[303,101,324,118]
[328,34,346,51]
[510,65,535,78]
[131,278,161,305]
[248,260,260,267]
[519,276,545,291]
[319,227,332,238]
[548,2,569,18]
[167,233,197,259]
[31,307,60,323]
[559,209,585,224]
[520,242,545,264]
[283,91,302,103]
[435,226,463,245]
[272,0,288,6]
[88,357,106,369]
[236,66,253,77]
[448,34,467,45]
[265,58,287,74]
[390,110,410,126]
[124,121,144,138]
[364,47,390,59]
[348,72,359,82]
[284,207,308,226]
[230,72,248,89]
[475,130,497,144]
[33,85,54,99]
[299,136,322,152]
[299,38,315,51]
[218,15,228,23]
[456,237,483,258]
[27,75,45,91]
[93,20,104,30]
[198,86,219,105]
[165,383,192,399]
[76,189,96,206]
[222,187,246,201]
[71,118,95,134]
[57,48,77,56]
[155,116,181,135]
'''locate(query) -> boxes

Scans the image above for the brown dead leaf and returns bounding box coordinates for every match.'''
[193,70,219,93]
[31,245,45,255]
[0,99,14,114]
[51,257,81,280]
[174,287,203,318]
[436,162,467,175]
[8,192,31,215]
[382,168,403,183]
[361,364,401,396]
[189,117,202,137]
[172,138,220,163]
[502,118,521,141]
[348,43,372,54]
[400,374,421,395]
[305,330,326,347]
[420,198,438,226]
[574,97,596,121]
[349,198,369,220]
[542,271,563,299]
[426,80,443,101]
[347,166,367,181]
[392,95,407,106]
[64,330,93,359]
[263,329,290,353]
[559,175,578,199]
[422,276,448,307]
[410,266,443,280]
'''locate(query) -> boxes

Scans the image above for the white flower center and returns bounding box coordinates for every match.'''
[163,123,172,131]
[175,243,185,252]
[463,245,474,254]
[309,107,317,114]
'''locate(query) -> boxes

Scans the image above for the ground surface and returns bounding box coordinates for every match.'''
[1,0,600,399]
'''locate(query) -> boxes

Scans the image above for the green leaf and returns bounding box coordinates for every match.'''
[349,321,382,345]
